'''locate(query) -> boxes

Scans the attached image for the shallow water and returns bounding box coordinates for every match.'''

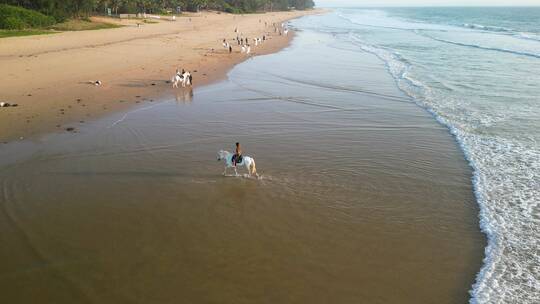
[0,25,484,303]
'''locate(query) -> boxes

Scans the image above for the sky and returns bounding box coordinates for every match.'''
[315,0,540,7]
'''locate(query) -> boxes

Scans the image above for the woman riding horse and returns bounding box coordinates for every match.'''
[232,142,242,167]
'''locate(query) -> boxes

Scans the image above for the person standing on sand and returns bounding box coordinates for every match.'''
[232,142,242,167]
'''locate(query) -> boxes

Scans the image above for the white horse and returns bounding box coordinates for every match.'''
[182,71,191,87]
[172,73,182,88]
[172,71,191,88]
[217,150,258,178]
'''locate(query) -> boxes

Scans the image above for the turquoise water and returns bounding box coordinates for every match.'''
[390,7,540,37]
[292,7,540,303]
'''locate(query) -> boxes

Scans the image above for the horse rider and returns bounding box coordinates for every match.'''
[232,142,242,167]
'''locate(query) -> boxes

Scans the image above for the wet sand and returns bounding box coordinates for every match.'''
[0,10,322,143]
[0,22,485,303]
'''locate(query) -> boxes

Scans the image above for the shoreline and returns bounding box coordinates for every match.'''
[0,9,324,143]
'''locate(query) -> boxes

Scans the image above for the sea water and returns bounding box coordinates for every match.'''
[291,6,540,303]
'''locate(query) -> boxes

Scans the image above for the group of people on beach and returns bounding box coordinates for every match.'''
[220,21,289,57]
[223,35,255,56]
[272,22,289,36]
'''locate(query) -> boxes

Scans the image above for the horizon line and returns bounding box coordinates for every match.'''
[315,5,540,8]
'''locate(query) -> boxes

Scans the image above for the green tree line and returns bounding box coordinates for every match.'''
[1,0,315,21]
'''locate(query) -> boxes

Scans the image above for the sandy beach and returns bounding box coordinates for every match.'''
[0,10,320,142]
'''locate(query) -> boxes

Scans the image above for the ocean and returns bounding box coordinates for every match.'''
[292,6,540,303]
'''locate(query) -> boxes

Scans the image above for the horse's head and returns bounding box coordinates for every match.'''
[217,150,226,161]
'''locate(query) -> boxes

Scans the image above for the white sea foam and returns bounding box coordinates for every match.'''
[462,23,513,33]
[516,32,540,43]
[347,35,540,303]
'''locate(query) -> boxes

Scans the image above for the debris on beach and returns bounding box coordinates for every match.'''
[65,127,75,132]
[0,102,18,108]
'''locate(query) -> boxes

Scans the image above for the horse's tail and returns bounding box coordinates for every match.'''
[250,159,258,176]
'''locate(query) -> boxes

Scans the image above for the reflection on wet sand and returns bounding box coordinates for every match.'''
[175,87,194,104]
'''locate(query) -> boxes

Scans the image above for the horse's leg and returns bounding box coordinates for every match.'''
[251,160,258,178]
[245,162,251,177]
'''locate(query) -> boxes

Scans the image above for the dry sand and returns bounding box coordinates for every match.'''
[0,10,321,142]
